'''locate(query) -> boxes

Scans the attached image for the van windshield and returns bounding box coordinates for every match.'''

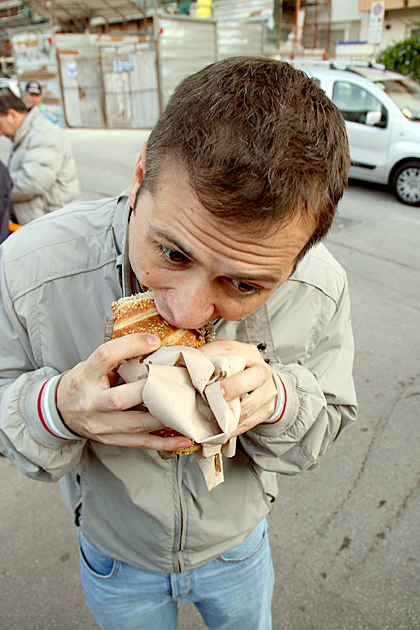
[376,77,420,120]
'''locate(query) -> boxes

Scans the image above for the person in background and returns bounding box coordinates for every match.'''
[0,159,12,243]
[0,90,80,225]
[23,80,62,127]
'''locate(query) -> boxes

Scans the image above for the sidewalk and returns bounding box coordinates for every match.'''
[65,128,152,200]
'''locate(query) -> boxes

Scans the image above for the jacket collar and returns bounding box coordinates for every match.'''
[111,191,136,297]
[12,106,41,147]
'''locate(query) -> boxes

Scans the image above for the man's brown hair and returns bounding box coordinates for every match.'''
[0,90,27,115]
[141,57,350,254]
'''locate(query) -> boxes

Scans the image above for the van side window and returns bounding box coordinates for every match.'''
[332,81,386,127]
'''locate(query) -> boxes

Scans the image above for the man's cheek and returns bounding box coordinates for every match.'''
[137,264,170,288]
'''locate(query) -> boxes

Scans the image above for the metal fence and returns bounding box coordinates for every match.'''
[158,16,217,106]
[217,20,266,60]
[11,18,267,130]
[158,15,266,106]
[57,34,159,128]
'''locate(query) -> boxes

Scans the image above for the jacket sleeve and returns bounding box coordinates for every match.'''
[239,278,357,474]
[10,131,64,202]
[0,249,86,481]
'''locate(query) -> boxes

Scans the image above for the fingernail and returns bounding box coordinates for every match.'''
[179,439,192,447]
[146,334,161,346]
[220,385,226,398]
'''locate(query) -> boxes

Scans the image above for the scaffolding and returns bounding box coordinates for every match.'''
[275,0,332,59]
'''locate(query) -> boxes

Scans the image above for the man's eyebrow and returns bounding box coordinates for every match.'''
[231,272,281,285]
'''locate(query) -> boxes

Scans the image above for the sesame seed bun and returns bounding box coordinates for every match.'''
[111,290,214,455]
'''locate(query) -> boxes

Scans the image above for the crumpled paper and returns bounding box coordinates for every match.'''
[118,346,245,490]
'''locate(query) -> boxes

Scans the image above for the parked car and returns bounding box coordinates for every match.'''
[290,61,420,206]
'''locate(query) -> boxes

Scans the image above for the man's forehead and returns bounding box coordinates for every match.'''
[152,161,280,235]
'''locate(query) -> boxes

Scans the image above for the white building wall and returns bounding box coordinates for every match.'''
[383,8,420,46]
[329,1,420,56]
[304,0,362,44]
[331,0,362,23]
[287,0,420,58]
[358,8,420,49]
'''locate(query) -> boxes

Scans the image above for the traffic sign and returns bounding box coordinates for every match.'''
[368,1,385,45]
[370,1,385,26]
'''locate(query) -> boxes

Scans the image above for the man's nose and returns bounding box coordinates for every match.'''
[165,283,215,329]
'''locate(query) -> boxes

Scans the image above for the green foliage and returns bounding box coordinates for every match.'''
[377,36,420,82]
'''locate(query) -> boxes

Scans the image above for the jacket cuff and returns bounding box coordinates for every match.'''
[262,369,286,424]
[25,375,84,446]
[253,368,299,436]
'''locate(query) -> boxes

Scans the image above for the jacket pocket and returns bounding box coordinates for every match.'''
[249,465,278,508]
[78,530,119,579]
[218,519,268,563]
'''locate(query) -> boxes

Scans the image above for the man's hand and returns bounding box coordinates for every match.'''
[56,333,193,452]
[199,340,277,436]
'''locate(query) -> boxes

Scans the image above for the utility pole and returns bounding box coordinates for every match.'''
[295,0,301,53]
[153,0,163,116]
[276,0,283,51]
[46,0,69,127]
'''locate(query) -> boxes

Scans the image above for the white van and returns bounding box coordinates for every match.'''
[291,61,420,206]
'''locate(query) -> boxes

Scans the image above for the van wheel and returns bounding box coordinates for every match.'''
[392,161,420,206]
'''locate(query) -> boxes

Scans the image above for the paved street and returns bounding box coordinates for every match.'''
[1,128,419,630]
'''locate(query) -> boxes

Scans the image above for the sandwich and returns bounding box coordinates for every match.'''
[111,290,209,347]
[111,290,214,455]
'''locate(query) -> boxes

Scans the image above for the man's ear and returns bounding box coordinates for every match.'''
[8,109,19,124]
[129,142,147,209]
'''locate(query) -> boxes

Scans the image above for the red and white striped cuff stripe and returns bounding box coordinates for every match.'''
[37,376,77,441]
[262,370,287,424]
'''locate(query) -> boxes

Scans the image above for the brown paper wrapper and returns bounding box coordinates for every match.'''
[118,346,245,490]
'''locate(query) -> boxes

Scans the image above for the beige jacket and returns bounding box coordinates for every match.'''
[8,107,80,225]
[0,194,357,572]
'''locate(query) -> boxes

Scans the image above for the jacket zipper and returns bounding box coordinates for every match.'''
[175,455,186,572]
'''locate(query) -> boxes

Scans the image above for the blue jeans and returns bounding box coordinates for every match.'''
[78,518,274,630]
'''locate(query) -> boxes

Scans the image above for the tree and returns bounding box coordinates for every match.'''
[377,36,420,83]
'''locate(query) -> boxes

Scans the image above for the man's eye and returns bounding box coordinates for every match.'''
[231,279,260,294]
[161,245,188,263]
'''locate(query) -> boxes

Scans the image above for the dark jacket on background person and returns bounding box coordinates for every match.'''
[0,160,12,243]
